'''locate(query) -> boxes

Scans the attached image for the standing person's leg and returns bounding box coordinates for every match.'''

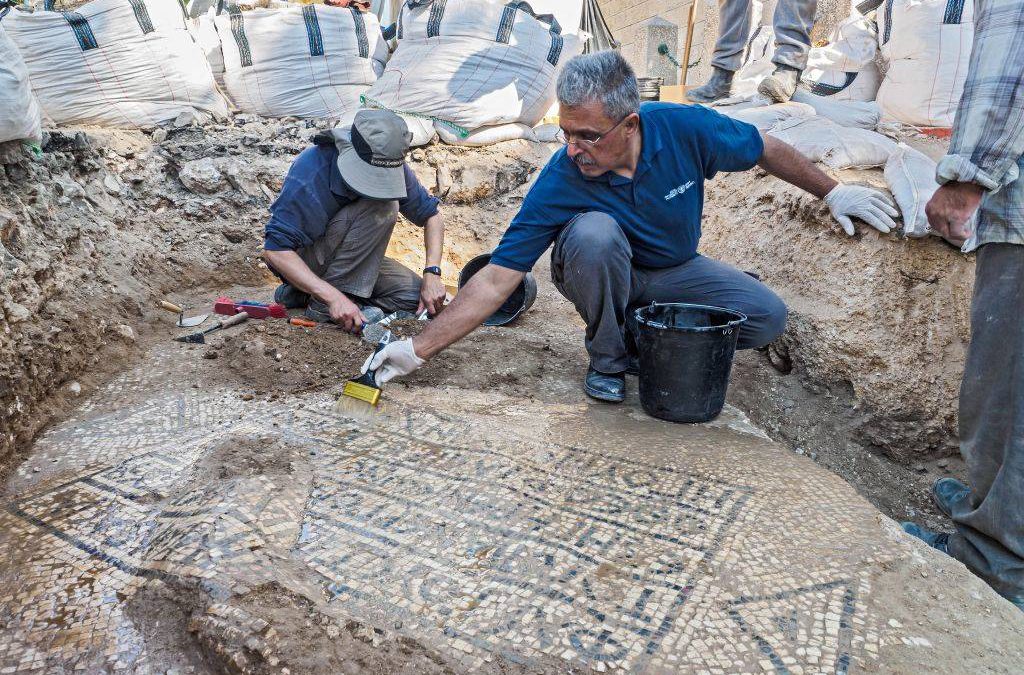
[770,0,816,71]
[712,0,756,73]
[298,198,400,318]
[551,212,638,401]
[632,255,787,350]
[687,0,752,104]
[758,0,817,102]
[947,243,1024,606]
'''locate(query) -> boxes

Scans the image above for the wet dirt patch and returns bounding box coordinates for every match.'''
[124,579,218,675]
[191,433,310,482]
[191,582,460,675]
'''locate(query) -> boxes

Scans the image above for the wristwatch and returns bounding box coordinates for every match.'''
[423,266,442,276]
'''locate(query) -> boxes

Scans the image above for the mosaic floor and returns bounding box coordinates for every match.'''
[0,344,1017,673]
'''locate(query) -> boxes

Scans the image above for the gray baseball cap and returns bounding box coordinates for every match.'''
[334,109,412,200]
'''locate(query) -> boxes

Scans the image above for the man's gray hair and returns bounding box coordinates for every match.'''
[556,51,640,121]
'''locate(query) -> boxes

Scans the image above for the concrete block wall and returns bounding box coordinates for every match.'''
[598,0,853,87]
[599,0,694,84]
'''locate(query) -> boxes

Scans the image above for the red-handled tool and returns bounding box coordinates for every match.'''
[214,297,287,320]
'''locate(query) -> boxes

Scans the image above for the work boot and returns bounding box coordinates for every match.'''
[901,522,951,555]
[584,367,625,403]
[931,477,971,519]
[686,67,734,104]
[758,65,802,103]
[274,283,309,309]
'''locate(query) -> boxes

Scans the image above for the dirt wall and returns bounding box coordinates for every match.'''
[0,125,551,475]
[702,167,972,473]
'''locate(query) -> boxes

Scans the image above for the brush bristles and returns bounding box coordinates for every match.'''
[340,380,381,407]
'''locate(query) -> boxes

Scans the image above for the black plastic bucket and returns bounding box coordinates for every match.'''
[458,253,538,326]
[634,302,747,423]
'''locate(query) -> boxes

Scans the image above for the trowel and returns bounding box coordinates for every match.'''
[174,311,249,344]
[159,300,209,328]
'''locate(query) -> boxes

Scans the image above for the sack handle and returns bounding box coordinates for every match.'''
[0,1,10,20]
[496,1,561,43]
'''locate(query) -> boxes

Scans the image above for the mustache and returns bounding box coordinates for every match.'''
[573,154,597,167]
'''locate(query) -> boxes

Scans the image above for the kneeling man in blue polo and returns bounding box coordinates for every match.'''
[366,51,898,403]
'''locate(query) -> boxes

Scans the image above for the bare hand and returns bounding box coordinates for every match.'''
[926,182,984,247]
[417,274,447,317]
[328,294,366,333]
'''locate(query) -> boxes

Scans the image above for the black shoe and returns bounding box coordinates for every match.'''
[686,67,734,104]
[274,283,309,309]
[584,367,625,403]
[901,522,951,555]
[931,478,970,519]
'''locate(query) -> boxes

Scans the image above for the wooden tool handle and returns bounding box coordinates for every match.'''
[159,300,183,314]
[221,311,249,328]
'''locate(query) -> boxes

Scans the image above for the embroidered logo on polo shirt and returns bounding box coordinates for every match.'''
[664,181,695,201]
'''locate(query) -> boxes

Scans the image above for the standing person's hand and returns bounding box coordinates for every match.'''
[926,182,984,247]
[328,294,366,333]
[418,274,447,317]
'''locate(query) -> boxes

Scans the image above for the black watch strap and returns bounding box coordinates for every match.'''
[423,266,442,276]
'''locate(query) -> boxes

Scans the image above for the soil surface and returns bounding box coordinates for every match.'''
[0,118,1012,672]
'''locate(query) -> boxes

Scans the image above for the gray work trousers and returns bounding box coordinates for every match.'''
[949,243,1024,599]
[712,0,817,72]
[297,197,422,314]
[550,212,788,374]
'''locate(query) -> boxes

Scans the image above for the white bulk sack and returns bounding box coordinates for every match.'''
[801,12,881,102]
[884,143,939,238]
[732,24,774,98]
[876,0,974,127]
[402,114,437,147]
[436,121,537,146]
[5,0,228,128]
[717,101,815,131]
[769,116,898,169]
[191,11,224,89]
[215,4,388,119]
[363,0,584,132]
[0,16,41,144]
[791,90,881,130]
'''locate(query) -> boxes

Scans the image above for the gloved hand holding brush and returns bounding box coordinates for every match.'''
[361,339,424,384]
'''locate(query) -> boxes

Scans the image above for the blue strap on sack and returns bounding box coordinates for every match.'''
[226,4,253,67]
[808,72,859,97]
[943,0,966,24]
[349,6,369,58]
[64,12,99,51]
[881,0,894,44]
[303,5,324,57]
[495,2,563,66]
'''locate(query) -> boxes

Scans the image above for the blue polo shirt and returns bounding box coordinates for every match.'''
[264,143,440,252]
[490,102,764,272]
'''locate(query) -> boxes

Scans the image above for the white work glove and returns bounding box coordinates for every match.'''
[824,184,900,236]
[361,339,425,385]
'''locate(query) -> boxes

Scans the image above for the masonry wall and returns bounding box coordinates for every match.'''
[597,0,853,87]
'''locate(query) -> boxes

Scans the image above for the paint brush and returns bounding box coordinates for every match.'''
[335,330,394,418]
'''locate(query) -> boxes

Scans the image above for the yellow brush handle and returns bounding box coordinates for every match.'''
[159,300,183,314]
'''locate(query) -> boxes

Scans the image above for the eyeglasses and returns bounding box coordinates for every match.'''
[555,115,631,149]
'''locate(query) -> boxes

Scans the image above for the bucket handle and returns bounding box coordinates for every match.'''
[638,301,747,332]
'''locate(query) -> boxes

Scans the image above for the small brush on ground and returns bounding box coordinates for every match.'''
[335,330,394,419]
